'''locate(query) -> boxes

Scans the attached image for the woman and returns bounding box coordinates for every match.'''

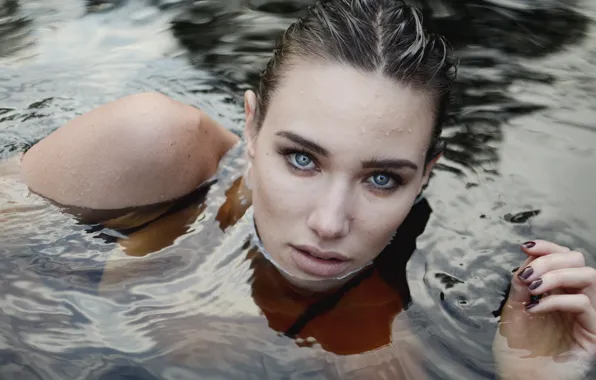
[17,0,596,378]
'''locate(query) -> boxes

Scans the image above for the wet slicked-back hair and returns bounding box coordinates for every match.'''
[255,0,457,162]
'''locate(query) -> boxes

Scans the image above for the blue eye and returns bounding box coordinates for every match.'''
[372,174,391,186]
[289,153,315,170]
[367,173,398,190]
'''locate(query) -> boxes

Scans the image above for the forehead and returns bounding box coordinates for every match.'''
[262,61,436,162]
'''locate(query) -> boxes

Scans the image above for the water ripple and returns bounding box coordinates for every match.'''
[1,0,596,379]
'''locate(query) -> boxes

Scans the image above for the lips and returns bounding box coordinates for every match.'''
[289,245,352,278]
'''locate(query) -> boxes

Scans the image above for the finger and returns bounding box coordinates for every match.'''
[508,256,536,303]
[521,239,571,257]
[517,251,585,283]
[526,267,596,302]
[526,294,596,334]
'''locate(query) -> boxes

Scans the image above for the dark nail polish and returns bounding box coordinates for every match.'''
[526,301,539,310]
[523,241,536,249]
[528,278,543,290]
[518,266,534,280]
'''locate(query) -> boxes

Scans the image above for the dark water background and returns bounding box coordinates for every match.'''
[1,0,595,379]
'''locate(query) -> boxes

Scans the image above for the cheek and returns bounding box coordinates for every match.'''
[354,196,415,249]
[251,152,312,220]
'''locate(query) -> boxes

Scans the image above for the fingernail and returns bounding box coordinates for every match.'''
[518,266,534,280]
[526,301,539,310]
[528,278,543,290]
[522,241,536,249]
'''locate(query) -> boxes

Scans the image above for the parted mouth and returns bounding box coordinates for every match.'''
[288,244,353,278]
[291,245,350,262]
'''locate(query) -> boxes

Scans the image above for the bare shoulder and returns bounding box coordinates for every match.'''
[21,92,239,210]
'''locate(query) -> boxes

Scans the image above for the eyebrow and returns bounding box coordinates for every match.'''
[275,130,418,171]
[362,158,418,171]
[275,131,329,156]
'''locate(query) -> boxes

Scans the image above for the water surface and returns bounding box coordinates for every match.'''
[1,0,596,379]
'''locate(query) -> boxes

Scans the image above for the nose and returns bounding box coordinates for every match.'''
[306,181,351,240]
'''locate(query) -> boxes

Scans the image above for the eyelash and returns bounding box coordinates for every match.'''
[365,171,404,194]
[275,147,404,194]
[276,147,319,172]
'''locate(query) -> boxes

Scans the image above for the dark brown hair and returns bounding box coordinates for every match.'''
[255,0,457,162]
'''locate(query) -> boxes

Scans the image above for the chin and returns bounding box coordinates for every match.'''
[277,267,360,293]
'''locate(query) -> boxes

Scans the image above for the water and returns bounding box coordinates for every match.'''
[1,0,596,379]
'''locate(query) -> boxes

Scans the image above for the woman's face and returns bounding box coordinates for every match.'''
[244,61,437,291]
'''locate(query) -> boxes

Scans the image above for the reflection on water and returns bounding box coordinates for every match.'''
[1,0,596,379]
[0,0,32,61]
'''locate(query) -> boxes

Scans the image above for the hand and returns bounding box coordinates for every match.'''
[493,240,596,380]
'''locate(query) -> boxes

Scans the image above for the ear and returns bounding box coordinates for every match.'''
[244,90,258,160]
[420,152,442,191]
